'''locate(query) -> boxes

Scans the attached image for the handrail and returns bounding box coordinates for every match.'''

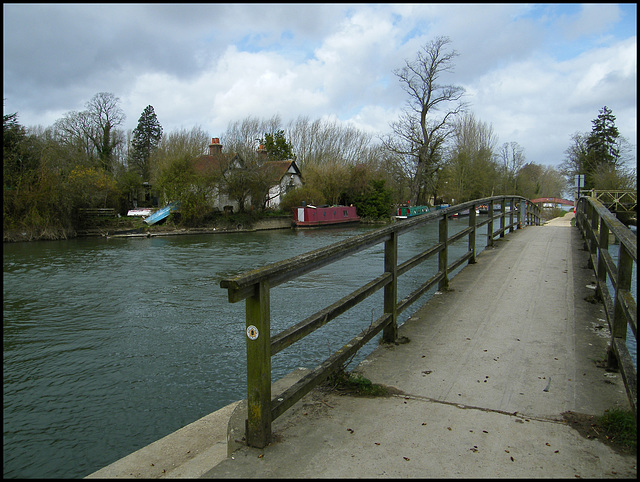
[575,196,637,418]
[585,190,637,212]
[220,195,541,447]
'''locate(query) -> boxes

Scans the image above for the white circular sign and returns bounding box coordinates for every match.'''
[246,325,259,340]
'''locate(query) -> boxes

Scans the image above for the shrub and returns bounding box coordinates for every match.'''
[279,186,326,213]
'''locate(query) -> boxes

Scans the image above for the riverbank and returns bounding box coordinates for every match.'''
[3,213,392,243]
[2,214,294,243]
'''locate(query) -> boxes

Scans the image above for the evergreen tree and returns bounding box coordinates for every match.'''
[262,130,294,161]
[584,106,620,188]
[130,105,163,180]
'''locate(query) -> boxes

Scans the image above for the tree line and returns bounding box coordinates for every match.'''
[4,36,635,240]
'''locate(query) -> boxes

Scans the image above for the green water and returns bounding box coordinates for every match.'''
[4,221,480,478]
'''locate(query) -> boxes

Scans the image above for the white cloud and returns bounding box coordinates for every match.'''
[463,35,636,165]
[3,3,636,168]
[558,4,622,41]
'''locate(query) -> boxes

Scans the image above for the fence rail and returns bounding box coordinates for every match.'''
[77,208,116,217]
[576,196,637,417]
[220,196,541,447]
[585,190,637,212]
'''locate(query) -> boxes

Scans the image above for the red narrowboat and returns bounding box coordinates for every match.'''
[293,205,360,228]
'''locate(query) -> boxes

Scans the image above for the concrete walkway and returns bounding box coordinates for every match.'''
[204,213,636,478]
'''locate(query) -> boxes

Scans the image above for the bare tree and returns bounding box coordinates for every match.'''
[149,126,209,183]
[221,115,283,162]
[445,113,498,202]
[52,92,126,172]
[85,92,126,172]
[288,116,373,168]
[384,36,466,205]
[53,110,95,166]
[497,141,525,194]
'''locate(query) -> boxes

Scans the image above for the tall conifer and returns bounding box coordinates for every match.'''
[130,105,163,180]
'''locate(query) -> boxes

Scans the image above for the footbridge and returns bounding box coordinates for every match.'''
[87,194,637,479]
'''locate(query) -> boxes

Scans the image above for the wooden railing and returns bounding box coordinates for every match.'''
[585,190,637,213]
[576,196,637,417]
[220,196,541,447]
[78,207,116,217]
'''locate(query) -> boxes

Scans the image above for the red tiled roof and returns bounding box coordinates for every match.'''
[192,152,241,176]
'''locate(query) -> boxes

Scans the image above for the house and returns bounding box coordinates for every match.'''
[192,138,303,212]
[192,138,247,212]
[258,149,303,209]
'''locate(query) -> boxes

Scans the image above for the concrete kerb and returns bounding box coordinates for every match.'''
[85,401,239,479]
[84,368,311,479]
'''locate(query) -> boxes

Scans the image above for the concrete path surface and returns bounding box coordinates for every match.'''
[204,213,636,478]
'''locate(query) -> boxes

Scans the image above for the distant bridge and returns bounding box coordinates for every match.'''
[530,197,574,208]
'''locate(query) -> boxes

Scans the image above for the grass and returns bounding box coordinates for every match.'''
[563,407,636,455]
[325,370,389,397]
[598,408,637,451]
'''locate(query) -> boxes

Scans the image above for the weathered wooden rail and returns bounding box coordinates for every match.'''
[220,196,541,447]
[575,196,637,417]
[78,207,117,217]
[585,190,637,213]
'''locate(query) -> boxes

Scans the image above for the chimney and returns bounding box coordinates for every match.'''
[257,143,268,160]
[209,137,222,156]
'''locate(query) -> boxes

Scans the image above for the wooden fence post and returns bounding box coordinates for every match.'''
[245,280,271,448]
[468,203,477,264]
[438,215,449,290]
[487,202,494,247]
[382,231,398,342]
[607,244,633,370]
[588,204,599,268]
[613,245,633,339]
[508,198,514,234]
[596,218,609,301]
[500,200,506,238]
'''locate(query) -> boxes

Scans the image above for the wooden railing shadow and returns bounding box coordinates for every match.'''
[220,196,541,447]
[576,196,637,418]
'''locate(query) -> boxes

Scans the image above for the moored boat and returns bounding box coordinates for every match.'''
[143,201,181,225]
[450,208,481,218]
[395,205,430,219]
[293,204,360,228]
[127,208,153,217]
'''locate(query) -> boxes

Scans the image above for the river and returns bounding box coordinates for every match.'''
[3,218,635,478]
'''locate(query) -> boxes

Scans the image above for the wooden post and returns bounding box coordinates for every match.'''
[487,202,494,247]
[500,200,506,238]
[508,198,514,234]
[612,245,632,339]
[588,204,599,268]
[438,215,449,290]
[468,203,477,264]
[245,280,271,448]
[382,231,398,342]
[596,218,609,301]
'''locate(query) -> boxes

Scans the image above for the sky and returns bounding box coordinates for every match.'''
[3,3,637,168]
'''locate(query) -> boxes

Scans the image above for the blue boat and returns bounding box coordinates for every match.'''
[144,201,180,225]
